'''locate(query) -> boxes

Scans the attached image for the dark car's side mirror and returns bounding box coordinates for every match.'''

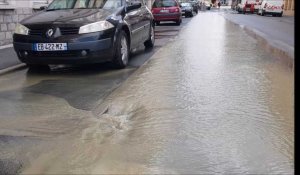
[126,2,142,12]
[40,6,47,10]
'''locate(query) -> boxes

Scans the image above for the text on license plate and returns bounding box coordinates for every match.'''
[160,9,169,13]
[34,43,67,51]
[246,8,250,11]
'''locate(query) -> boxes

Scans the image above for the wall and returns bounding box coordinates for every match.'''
[0,8,36,46]
[283,0,294,16]
[0,0,49,46]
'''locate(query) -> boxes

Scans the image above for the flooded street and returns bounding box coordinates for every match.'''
[0,10,294,174]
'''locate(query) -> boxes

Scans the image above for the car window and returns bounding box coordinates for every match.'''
[181,3,191,6]
[47,0,76,9]
[126,0,143,5]
[152,0,177,8]
[47,0,122,10]
[103,0,122,9]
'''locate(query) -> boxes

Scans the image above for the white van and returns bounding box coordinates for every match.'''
[257,0,284,16]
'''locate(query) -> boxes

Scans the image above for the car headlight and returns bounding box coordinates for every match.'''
[14,23,29,35]
[79,21,114,34]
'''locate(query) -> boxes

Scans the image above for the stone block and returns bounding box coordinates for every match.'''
[4,10,14,15]
[4,16,12,23]
[16,8,23,15]
[22,8,32,15]
[8,23,16,31]
[12,15,18,22]
[0,32,5,40]
[18,15,26,21]
[5,31,12,39]
[1,24,7,32]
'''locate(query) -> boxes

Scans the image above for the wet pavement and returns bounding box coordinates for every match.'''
[0,10,294,174]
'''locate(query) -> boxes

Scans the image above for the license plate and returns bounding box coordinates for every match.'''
[246,8,250,11]
[160,9,169,13]
[34,43,67,51]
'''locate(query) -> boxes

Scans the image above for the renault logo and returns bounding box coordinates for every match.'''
[46,29,54,37]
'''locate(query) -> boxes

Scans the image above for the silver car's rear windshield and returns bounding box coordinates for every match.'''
[181,3,192,7]
[47,0,122,10]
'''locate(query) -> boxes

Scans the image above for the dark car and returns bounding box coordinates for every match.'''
[151,0,182,26]
[13,0,155,69]
[180,2,197,17]
[188,0,199,12]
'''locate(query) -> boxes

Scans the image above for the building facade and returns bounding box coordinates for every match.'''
[283,0,294,16]
[0,0,51,46]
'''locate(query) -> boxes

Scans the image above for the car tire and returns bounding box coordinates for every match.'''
[262,10,265,16]
[278,12,283,17]
[144,24,155,48]
[155,21,160,26]
[112,30,129,69]
[176,19,181,25]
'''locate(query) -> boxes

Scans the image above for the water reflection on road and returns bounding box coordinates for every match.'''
[81,12,293,174]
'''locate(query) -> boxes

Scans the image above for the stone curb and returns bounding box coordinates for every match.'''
[0,63,26,75]
[0,44,13,50]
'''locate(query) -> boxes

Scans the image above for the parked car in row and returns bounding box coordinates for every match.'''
[13,0,155,69]
[189,0,200,11]
[152,0,182,25]
[180,2,197,17]
[236,0,256,14]
[204,0,212,10]
[257,0,284,16]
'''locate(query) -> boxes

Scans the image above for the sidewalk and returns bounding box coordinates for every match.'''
[0,45,22,71]
[220,7,294,61]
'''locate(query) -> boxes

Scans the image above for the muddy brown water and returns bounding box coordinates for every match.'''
[0,12,294,174]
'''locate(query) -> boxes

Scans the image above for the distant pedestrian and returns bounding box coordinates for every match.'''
[218,1,221,8]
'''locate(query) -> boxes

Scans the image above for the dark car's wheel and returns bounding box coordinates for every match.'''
[144,24,155,48]
[113,30,129,69]
[176,19,181,25]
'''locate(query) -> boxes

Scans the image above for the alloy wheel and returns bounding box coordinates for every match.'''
[120,35,128,65]
[150,26,155,44]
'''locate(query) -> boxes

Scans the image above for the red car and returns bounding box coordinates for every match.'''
[151,0,182,26]
[243,2,255,13]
